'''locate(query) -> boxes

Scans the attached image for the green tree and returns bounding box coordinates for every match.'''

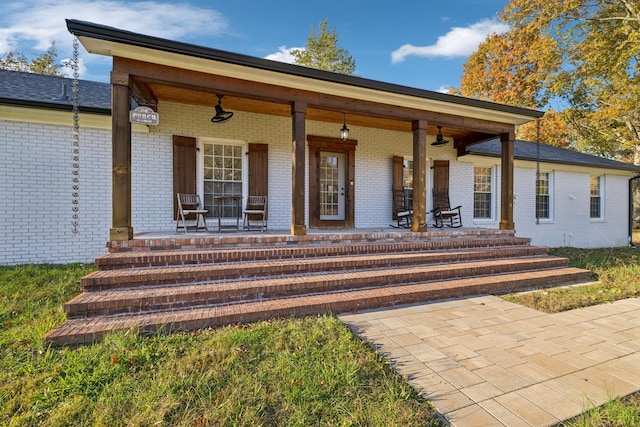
[0,43,63,76]
[291,19,356,74]
[457,0,640,163]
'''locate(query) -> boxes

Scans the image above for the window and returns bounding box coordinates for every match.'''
[473,166,493,219]
[202,142,243,219]
[403,159,413,209]
[590,175,602,219]
[536,172,551,219]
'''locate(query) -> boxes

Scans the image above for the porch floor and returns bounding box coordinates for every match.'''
[111,226,511,252]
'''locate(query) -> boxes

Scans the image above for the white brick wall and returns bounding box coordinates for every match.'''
[0,119,111,264]
[514,168,631,248]
[2,106,635,265]
[460,155,633,248]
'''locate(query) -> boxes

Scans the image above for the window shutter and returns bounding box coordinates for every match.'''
[433,160,450,195]
[172,135,197,219]
[392,156,404,219]
[248,143,268,218]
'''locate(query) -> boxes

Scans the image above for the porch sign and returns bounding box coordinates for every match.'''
[129,106,159,125]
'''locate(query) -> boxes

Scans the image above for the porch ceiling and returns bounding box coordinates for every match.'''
[147,83,425,134]
[136,75,492,145]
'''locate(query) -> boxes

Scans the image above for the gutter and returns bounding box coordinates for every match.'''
[0,97,111,115]
[66,19,543,121]
[466,150,640,173]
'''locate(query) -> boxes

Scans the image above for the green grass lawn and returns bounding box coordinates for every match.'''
[0,264,442,426]
[2,247,640,426]
[504,247,640,313]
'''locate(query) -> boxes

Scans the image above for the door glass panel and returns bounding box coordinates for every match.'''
[319,152,345,220]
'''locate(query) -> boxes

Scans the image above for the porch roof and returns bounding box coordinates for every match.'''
[66,19,543,142]
[469,138,640,173]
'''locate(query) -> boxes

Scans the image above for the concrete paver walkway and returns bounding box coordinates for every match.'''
[339,296,640,426]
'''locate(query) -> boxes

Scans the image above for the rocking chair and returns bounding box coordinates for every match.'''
[391,189,413,228]
[431,190,462,228]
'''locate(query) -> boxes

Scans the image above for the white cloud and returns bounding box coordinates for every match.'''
[60,56,88,78]
[391,19,509,63]
[264,46,302,64]
[437,85,451,94]
[0,0,229,77]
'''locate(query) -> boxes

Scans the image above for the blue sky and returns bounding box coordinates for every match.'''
[0,0,510,92]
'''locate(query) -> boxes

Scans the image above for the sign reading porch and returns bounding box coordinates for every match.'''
[129,106,159,125]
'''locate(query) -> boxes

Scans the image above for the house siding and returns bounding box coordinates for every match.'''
[0,119,111,264]
[0,103,634,265]
[459,155,632,248]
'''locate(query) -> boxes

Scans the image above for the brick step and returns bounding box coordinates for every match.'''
[46,267,592,346]
[96,236,533,269]
[105,229,526,253]
[82,246,550,291]
[67,256,568,318]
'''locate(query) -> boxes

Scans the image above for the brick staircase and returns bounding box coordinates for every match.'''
[44,229,592,345]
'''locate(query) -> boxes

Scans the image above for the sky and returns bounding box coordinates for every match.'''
[0,0,511,93]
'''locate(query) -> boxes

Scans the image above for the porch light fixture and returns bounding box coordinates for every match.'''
[211,94,234,123]
[340,113,349,140]
[431,126,449,146]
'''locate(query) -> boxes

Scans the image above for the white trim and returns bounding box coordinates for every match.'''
[197,137,248,210]
[536,170,554,222]
[473,165,495,221]
[589,174,605,221]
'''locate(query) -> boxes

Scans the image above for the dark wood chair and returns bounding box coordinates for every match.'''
[391,189,413,228]
[176,193,208,232]
[432,190,462,228]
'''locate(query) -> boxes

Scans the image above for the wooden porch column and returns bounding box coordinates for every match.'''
[412,120,428,232]
[500,131,516,230]
[109,71,133,240]
[291,102,307,235]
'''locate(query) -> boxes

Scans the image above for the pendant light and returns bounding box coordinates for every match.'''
[340,113,349,140]
[211,94,234,123]
[431,125,449,146]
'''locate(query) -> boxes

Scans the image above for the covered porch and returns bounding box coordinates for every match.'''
[67,20,543,243]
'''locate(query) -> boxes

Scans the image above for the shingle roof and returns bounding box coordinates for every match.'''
[469,138,640,172]
[0,69,110,112]
[2,69,638,174]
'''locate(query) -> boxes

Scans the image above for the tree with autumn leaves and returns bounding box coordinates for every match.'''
[456,0,640,164]
[1,43,64,76]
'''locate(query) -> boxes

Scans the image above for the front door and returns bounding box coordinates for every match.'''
[319,151,346,220]
[308,135,356,228]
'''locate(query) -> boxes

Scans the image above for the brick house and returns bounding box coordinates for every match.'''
[1,20,639,265]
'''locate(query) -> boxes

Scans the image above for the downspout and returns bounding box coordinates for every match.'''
[628,174,640,247]
[536,119,541,226]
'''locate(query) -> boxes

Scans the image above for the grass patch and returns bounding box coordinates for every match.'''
[0,264,442,426]
[559,393,640,426]
[503,247,640,313]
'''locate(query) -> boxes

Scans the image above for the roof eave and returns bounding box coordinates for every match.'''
[468,150,640,173]
[0,97,111,115]
[66,19,544,126]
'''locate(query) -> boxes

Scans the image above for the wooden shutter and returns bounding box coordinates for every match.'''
[172,135,197,219]
[248,143,268,218]
[433,160,450,195]
[392,156,404,219]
